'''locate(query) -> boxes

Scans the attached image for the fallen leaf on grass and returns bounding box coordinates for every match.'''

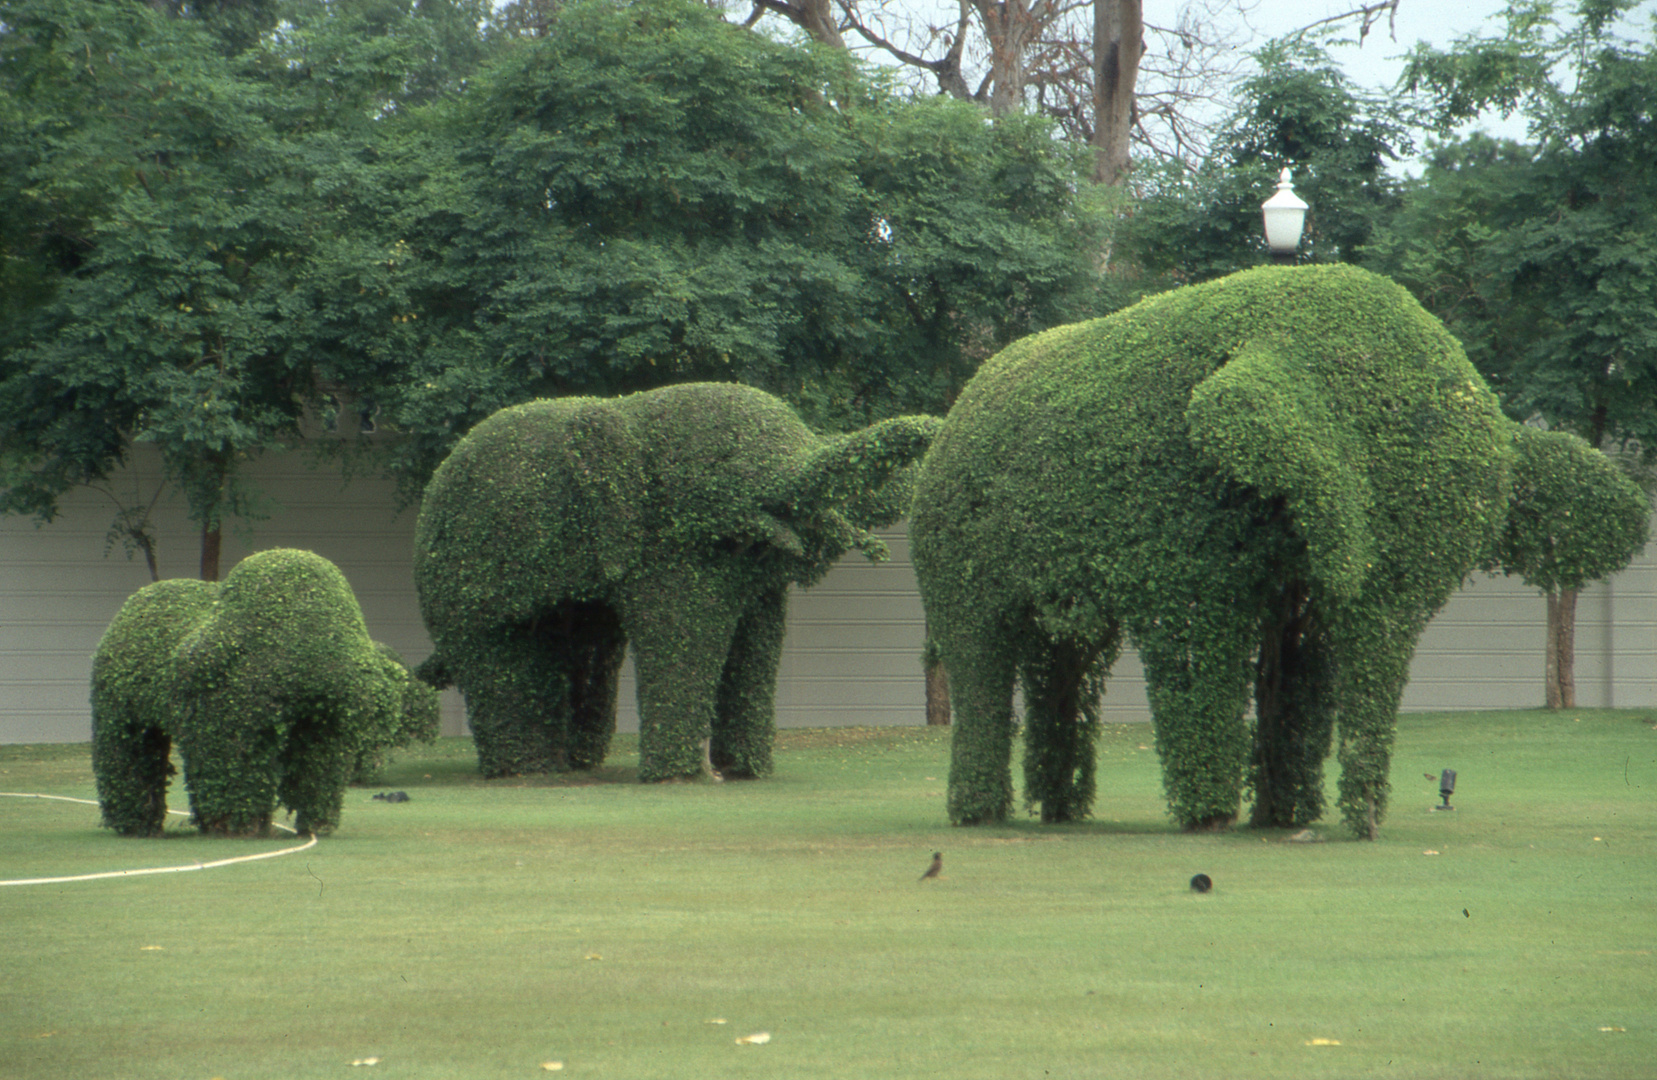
[1423,850,1440,856]
[540,1061,565,1070]
[736,1032,771,1045]
[705,1018,727,1025]
[584,953,602,961]
[1304,1038,1341,1046]
[140,945,164,951]
[349,1057,381,1066]
[1599,1027,1626,1033]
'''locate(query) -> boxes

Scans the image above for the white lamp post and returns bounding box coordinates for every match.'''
[1261,167,1308,264]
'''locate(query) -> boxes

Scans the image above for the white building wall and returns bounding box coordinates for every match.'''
[2,445,1652,744]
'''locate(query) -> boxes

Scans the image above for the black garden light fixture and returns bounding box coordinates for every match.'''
[1437,769,1457,811]
[1261,167,1308,265]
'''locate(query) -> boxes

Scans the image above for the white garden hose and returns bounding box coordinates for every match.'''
[0,792,316,887]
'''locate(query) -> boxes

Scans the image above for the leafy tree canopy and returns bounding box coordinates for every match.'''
[372,0,1109,490]
[1116,34,1411,286]
[1378,0,1657,452]
[0,0,486,573]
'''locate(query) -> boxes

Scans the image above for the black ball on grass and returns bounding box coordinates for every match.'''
[1189,873,1213,893]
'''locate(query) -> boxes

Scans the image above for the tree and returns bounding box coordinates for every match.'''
[825,0,1247,173]
[1374,0,1657,705]
[1117,33,1412,286]
[0,0,463,578]
[371,0,1107,490]
[1494,427,1650,709]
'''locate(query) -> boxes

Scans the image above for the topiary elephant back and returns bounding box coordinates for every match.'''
[912,265,1519,837]
[92,549,438,837]
[415,382,938,782]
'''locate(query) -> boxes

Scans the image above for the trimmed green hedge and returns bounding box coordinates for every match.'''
[415,382,936,781]
[1497,426,1650,593]
[912,265,1521,837]
[91,549,437,837]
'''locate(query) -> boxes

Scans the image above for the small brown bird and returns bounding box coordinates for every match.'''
[1425,773,1438,782]
[919,852,942,881]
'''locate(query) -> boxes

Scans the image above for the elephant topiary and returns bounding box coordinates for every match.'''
[92,549,439,837]
[912,265,1545,838]
[414,382,938,782]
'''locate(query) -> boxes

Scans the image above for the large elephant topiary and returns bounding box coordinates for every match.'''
[913,265,1537,838]
[414,382,938,782]
[92,549,439,837]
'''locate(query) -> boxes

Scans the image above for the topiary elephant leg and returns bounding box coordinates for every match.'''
[563,603,626,772]
[944,626,1020,825]
[175,703,281,837]
[1020,630,1116,824]
[1250,584,1336,828]
[710,588,788,779]
[277,717,354,836]
[1332,633,1412,839]
[1139,617,1254,832]
[451,632,573,778]
[629,573,744,782]
[91,712,173,838]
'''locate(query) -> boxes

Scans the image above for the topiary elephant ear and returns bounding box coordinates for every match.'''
[1185,342,1375,600]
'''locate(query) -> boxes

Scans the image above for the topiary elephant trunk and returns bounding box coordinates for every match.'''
[92,549,439,838]
[415,382,938,782]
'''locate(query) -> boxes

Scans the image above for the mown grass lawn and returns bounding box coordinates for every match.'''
[2,709,1653,1079]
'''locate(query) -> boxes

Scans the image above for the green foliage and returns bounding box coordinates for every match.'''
[1118,36,1411,285]
[0,0,479,557]
[352,643,443,782]
[1497,426,1651,592]
[912,265,1515,837]
[91,549,432,836]
[90,579,218,837]
[373,0,1105,490]
[415,382,937,782]
[1381,0,1657,453]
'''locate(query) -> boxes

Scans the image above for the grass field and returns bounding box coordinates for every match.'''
[2,709,1653,1079]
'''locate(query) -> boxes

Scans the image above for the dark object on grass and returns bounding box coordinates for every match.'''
[1190,873,1213,893]
[920,852,942,881]
[373,791,410,803]
[1436,769,1456,811]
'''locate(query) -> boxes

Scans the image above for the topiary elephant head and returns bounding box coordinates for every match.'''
[414,381,939,781]
[91,549,439,837]
[913,265,1524,838]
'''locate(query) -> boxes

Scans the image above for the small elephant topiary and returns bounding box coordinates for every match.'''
[92,549,439,837]
[415,382,938,781]
[913,265,1546,838]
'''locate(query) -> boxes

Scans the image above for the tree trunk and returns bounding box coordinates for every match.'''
[925,655,951,726]
[751,0,845,48]
[972,0,1051,117]
[1545,588,1577,709]
[1091,0,1142,185]
[200,519,223,582]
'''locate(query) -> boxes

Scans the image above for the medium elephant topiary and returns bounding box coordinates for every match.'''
[92,549,439,837]
[912,265,1529,838]
[415,382,938,782]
